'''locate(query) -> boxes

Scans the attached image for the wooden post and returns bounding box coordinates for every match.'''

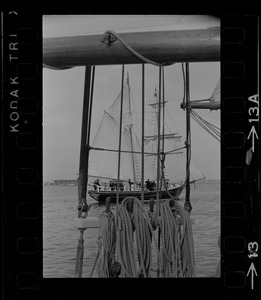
[78,66,93,216]
[75,65,94,278]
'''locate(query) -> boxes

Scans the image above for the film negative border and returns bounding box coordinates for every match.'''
[2,11,43,300]
[1,12,259,300]
[221,15,259,299]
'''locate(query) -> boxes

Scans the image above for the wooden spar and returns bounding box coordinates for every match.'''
[43,28,220,67]
[75,66,94,278]
[180,100,220,110]
[78,66,92,215]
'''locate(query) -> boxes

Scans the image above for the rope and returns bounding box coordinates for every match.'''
[91,194,195,278]
[171,200,195,277]
[104,30,173,67]
[117,197,160,277]
[159,199,195,277]
[181,63,186,110]
[116,65,125,218]
[191,109,220,135]
[190,109,220,142]
[90,208,118,277]
[141,64,145,204]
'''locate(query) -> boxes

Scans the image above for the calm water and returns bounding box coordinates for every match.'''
[43,180,220,278]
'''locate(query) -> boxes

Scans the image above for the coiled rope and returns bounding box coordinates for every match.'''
[90,205,119,278]
[117,197,160,277]
[169,199,195,277]
[92,195,195,277]
[149,198,195,277]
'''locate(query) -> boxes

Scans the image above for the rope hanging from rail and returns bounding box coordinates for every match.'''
[159,199,195,277]
[116,197,160,277]
[90,202,120,277]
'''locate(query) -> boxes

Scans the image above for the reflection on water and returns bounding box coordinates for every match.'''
[43,181,220,278]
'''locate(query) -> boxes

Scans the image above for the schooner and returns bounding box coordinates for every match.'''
[87,74,205,203]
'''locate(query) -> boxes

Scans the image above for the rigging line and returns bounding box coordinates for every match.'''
[190,113,220,142]
[104,30,173,67]
[190,111,220,137]
[180,62,193,194]
[127,76,137,184]
[190,109,219,135]
[116,65,125,222]
[191,109,220,134]
[205,121,220,132]
[90,144,184,155]
[190,110,219,137]
[141,64,145,204]
[190,109,220,137]
[185,62,192,212]
[87,66,96,147]
[156,66,162,206]
[181,63,186,110]
[165,146,186,154]
[156,66,162,277]
[161,67,166,191]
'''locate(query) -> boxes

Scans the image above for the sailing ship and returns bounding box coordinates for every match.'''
[87,74,205,203]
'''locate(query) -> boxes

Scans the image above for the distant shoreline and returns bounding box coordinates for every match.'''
[44,178,220,186]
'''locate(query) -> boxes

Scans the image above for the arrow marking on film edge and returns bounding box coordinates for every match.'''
[247,262,258,290]
[247,126,259,153]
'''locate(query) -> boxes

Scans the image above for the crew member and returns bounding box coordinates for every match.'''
[145,179,151,191]
[93,178,100,190]
[128,179,133,191]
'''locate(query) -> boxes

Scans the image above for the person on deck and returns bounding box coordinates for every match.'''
[145,179,151,191]
[109,181,114,191]
[128,179,133,191]
[93,179,100,190]
[151,181,156,191]
[119,181,124,191]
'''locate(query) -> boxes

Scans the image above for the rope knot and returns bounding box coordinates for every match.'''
[184,200,192,213]
[109,261,121,277]
[148,210,158,231]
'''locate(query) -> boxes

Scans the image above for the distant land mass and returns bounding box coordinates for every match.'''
[44,178,220,186]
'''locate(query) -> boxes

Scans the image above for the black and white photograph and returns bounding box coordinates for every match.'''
[43,15,221,278]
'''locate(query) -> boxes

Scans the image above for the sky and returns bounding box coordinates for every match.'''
[43,15,220,182]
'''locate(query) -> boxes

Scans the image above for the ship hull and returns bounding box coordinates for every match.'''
[88,186,183,203]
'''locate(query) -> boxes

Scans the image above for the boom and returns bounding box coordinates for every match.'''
[43,28,220,68]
